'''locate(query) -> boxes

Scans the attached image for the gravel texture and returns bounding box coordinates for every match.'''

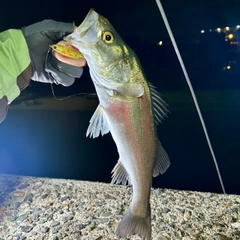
[0,174,240,240]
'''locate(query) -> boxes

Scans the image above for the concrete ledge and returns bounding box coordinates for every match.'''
[0,174,239,239]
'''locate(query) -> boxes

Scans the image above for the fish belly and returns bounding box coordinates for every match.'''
[105,95,155,239]
[106,95,156,215]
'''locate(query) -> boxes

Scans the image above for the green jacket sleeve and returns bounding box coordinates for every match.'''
[0,29,31,103]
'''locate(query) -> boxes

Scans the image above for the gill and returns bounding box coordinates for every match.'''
[155,0,226,194]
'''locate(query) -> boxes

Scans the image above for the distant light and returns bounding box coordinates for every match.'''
[216,28,221,33]
[228,33,234,39]
[230,41,238,45]
[158,41,163,46]
[237,25,240,29]
[209,29,212,32]
[201,30,205,33]
[226,26,230,31]
[227,65,231,70]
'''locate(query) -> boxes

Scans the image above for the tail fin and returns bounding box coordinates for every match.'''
[116,205,151,240]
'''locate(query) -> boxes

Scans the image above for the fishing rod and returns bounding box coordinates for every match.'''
[155,0,226,194]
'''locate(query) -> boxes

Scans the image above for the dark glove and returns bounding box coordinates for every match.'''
[21,20,84,86]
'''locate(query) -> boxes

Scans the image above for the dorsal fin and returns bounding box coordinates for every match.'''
[149,83,169,125]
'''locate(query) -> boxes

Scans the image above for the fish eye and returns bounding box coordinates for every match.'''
[102,31,114,44]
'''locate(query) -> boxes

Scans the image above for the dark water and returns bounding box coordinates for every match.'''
[0,105,239,195]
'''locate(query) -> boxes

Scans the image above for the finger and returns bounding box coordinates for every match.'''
[53,51,87,67]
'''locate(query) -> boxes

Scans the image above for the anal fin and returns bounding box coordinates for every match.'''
[86,104,110,138]
[111,160,130,185]
[153,140,170,177]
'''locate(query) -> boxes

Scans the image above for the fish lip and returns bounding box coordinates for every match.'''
[77,8,98,38]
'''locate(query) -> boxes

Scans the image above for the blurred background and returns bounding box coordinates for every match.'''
[0,0,239,194]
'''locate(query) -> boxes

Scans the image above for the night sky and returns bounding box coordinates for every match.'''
[0,0,240,195]
[1,0,240,37]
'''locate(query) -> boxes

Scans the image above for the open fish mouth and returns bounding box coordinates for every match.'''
[64,8,99,56]
[78,9,97,37]
[71,9,98,42]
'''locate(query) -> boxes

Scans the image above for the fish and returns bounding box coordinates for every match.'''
[64,8,170,240]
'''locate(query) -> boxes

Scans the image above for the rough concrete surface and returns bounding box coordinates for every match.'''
[0,174,240,240]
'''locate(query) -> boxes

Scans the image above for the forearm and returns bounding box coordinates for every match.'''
[0,96,8,124]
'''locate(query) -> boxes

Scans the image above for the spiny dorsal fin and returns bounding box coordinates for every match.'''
[86,104,110,138]
[149,83,169,125]
[111,160,130,185]
[153,140,170,177]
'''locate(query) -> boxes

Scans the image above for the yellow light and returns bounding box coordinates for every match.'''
[216,28,221,33]
[158,41,163,46]
[226,26,230,31]
[201,30,205,33]
[227,65,231,70]
[228,33,234,39]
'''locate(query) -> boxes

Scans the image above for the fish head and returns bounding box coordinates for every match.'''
[64,8,132,89]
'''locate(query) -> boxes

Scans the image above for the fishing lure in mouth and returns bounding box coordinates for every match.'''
[50,44,84,59]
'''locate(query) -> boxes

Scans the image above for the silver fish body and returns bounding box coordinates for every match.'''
[65,9,170,240]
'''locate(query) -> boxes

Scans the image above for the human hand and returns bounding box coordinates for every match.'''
[21,20,84,86]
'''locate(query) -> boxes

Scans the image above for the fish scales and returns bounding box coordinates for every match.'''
[65,9,170,240]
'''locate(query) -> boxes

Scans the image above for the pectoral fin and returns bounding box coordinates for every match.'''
[115,83,144,98]
[153,140,170,177]
[86,104,110,138]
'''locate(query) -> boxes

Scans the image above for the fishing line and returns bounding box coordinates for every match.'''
[155,0,226,194]
[45,46,97,100]
[50,83,96,101]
